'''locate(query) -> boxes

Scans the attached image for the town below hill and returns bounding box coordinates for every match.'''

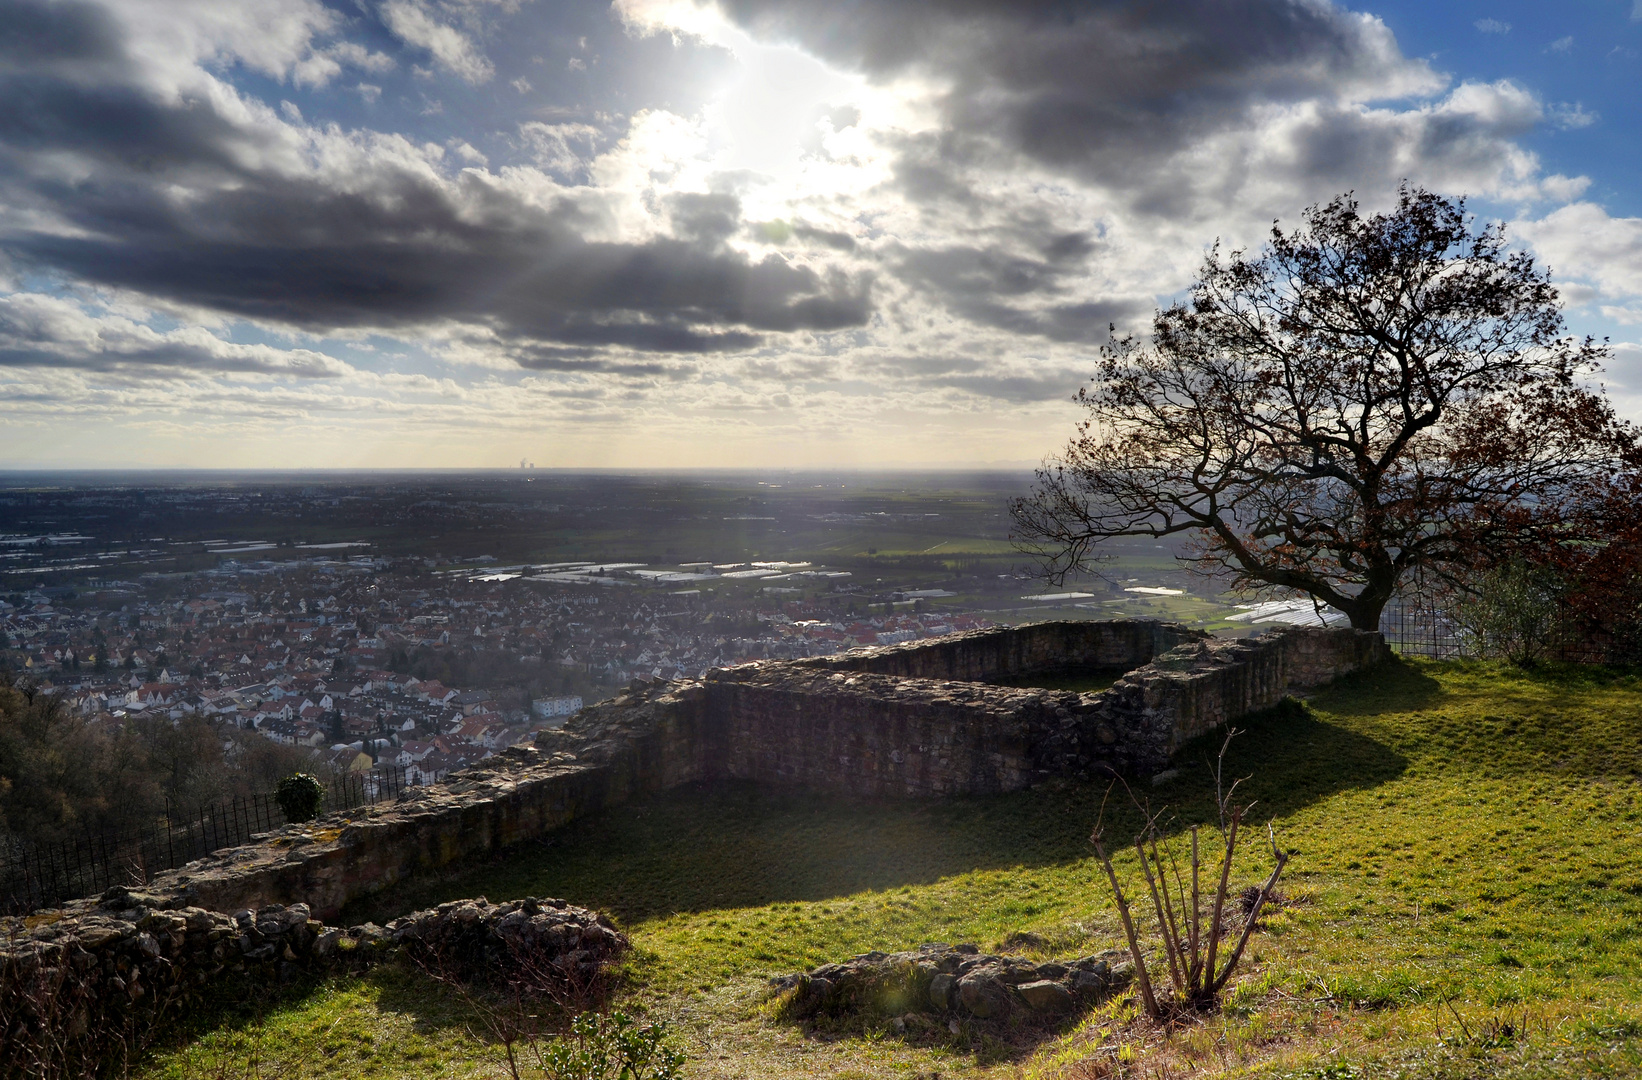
[1,561,1000,799]
[0,470,1232,853]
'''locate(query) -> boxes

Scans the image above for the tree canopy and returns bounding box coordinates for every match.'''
[1013,187,1639,630]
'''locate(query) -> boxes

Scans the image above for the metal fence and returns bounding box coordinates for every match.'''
[1,765,433,915]
[1378,603,1465,658]
[1379,599,1641,664]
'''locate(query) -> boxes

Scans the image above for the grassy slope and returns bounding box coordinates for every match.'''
[142,660,1642,1079]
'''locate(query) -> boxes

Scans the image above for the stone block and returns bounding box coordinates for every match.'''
[957,971,1013,1018]
[929,972,955,1010]
[1017,979,1075,1013]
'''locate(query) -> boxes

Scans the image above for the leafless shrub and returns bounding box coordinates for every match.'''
[1089,730,1289,1020]
[0,928,179,1080]
[410,917,623,1080]
[1435,998,1535,1051]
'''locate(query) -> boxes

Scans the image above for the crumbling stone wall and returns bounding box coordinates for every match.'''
[2,622,1391,1060]
[702,624,1390,796]
[703,667,1169,797]
[7,623,1387,927]
[803,620,1203,682]
[157,677,711,919]
[1140,625,1391,750]
[0,888,623,1076]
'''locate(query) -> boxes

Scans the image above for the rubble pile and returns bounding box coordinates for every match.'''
[0,886,624,1075]
[773,943,1131,1031]
[391,896,629,986]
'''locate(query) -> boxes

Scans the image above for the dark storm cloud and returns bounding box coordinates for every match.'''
[893,238,1147,342]
[0,0,253,173]
[666,192,742,245]
[717,0,1433,195]
[0,340,346,376]
[0,0,871,360]
[0,0,120,65]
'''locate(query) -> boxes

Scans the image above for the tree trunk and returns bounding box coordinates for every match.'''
[1345,593,1388,632]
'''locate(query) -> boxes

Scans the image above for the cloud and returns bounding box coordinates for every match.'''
[891,239,1151,342]
[1548,35,1574,54]
[1474,18,1511,35]
[380,0,495,84]
[711,0,1442,190]
[55,0,395,94]
[0,0,1633,464]
[1517,203,1642,301]
[680,0,1576,257]
[1547,102,1597,130]
[519,120,601,175]
[0,293,353,376]
[0,0,871,360]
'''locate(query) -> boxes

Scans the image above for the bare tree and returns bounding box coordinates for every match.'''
[1013,186,1637,630]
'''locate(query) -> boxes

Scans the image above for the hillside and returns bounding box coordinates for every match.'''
[139,658,1642,1079]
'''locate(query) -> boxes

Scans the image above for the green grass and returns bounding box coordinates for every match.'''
[139,659,1642,1078]
[990,667,1129,693]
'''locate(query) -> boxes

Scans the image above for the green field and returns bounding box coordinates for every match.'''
[137,658,1642,1079]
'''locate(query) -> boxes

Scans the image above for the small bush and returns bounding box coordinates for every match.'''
[275,772,325,823]
[542,1011,684,1080]
[1451,563,1563,665]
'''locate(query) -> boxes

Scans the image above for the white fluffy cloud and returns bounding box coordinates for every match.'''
[380,0,495,83]
[0,294,354,377]
[1517,203,1642,301]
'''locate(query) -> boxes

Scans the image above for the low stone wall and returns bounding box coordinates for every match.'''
[704,667,1168,797]
[703,625,1390,796]
[148,679,710,920]
[1140,624,1392,751]
[803,620,1204,682]
[0,887,623,1076]
[6,623,1389,930]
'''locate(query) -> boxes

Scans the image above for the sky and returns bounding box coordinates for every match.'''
[0,0,1639,470]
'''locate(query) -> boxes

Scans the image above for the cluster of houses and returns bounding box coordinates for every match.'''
[0,560,989,783]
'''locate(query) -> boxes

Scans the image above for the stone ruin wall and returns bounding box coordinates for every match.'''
[799,619,1197,682]
[9,622,1391,928]
[1,891,626,1074]
[700,621,1389,798]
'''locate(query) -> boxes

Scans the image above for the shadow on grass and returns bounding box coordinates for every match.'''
[343,702,1406,928]
[1157,698,1409,827]
[1304,656,1445,716]
[118,970,358,1077]
[1306,656,1642,783]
